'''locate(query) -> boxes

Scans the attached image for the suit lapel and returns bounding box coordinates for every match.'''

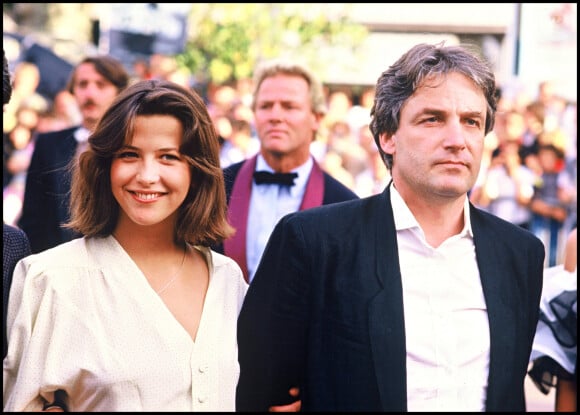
[367,186,407,411]
[470,207,517,409]
[224,155,257,282]
[299,160,324,209]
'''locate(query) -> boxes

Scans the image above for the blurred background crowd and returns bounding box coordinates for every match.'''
[3,3,577,267]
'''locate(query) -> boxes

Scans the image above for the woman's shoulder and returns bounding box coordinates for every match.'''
[11,238,96,301]
[207,248,243,273]
[203,247,246,283]
[19,237,91,274]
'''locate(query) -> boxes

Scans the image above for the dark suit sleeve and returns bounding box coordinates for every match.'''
[3,224,31,358]
[524,236,545,359]
[18,135,53,253]
[236,214,309,411]
[18,130,77,253]
[470,207,546,411]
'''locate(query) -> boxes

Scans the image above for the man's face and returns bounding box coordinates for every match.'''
[380,72,487,203]
[253,74,320,162]
[72,62,119,129]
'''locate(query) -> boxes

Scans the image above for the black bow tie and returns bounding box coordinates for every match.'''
[253,171,298,186]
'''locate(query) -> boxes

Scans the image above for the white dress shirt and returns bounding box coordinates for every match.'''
[3,236,248,411]
[391,186,490,411]
[246,155,313,282]
[74,126,91,157]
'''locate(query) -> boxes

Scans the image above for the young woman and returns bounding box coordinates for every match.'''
[4,80,248,411]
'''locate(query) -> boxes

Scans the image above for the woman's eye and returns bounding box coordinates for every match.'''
[117,151,138,159]
[161,153,180,161]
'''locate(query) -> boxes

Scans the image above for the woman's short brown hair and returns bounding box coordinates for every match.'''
[66,79,234,246]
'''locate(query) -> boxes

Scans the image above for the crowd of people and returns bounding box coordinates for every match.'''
[470,80,576,267]
[4,53,576,265]
[2,40,577,412]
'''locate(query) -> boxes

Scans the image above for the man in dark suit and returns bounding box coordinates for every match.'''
[236,43,545,411]
[3,48,32,359]
[18,55,129,253]
[214,59,358,283]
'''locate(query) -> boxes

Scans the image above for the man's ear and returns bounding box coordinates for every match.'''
[379,132,395,155]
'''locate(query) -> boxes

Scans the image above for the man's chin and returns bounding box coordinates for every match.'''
[81,113,100,126]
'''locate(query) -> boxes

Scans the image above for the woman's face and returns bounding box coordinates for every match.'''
[110,114,191,231]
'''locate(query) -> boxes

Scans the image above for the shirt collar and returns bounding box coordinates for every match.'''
[74,127,91,143]
[390,183,473,237]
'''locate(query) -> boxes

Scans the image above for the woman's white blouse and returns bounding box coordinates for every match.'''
[3,236,248,412]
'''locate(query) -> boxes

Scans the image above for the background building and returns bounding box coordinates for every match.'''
[324,3,576,104]
[3,3,576,103]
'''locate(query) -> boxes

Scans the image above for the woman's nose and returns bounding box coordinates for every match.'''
[136,163,160,184]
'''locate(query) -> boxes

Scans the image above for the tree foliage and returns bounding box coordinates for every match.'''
[176,4,368,85]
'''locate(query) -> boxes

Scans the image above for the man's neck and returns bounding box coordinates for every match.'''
[82,119,96,132]
[260,150,310,173]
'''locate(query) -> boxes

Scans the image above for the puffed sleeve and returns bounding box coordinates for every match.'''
[3,257,70,411]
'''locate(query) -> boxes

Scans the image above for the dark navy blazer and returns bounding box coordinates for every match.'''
[236,184,545,412]
[3,223,31,358]
[18,126,82,254]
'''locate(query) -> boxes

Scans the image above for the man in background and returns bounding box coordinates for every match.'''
[18,55,129,253]
[214,58,358,282]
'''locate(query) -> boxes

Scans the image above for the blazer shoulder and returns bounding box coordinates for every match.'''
[3,224,31,253]
[3,224,30,247]
[34,126,79,145]
[471,205,544,249]
[322,171,359,202]
[223,160,244,175]
[285,193,379,227]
